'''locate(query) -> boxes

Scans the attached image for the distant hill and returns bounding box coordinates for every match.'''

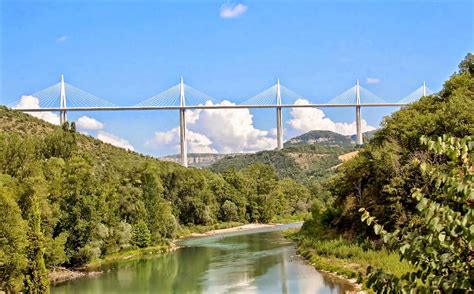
[209,130,356,182]
[284,130,353,147]
[161,129,379,168]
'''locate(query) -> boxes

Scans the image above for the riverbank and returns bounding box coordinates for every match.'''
[49,244,172,285]
[287,231,413,291]
[49,267,102,285]
[185,223,277,238]
[50,222,288,285]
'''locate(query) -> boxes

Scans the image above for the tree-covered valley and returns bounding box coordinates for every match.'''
[0,107,315,292]
[1,54,473,293]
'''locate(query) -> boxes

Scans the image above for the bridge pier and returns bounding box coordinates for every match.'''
[355,80,363,146]
[276,79,283,150]
[60,74,68,125]
[179,77,188,167]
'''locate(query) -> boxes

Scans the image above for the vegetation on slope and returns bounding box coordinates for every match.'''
[284,130,354,147]
[0,107,314,292]
[295,54,474,291]
[209,133,354,183]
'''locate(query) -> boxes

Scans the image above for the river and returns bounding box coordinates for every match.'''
[51,223,354,293]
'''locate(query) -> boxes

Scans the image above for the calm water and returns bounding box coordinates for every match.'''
[52,224,353,293]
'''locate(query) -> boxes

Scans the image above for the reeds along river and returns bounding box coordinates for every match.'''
[52,223,354,293]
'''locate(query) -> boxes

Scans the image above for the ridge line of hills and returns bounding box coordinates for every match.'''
[161,129,376,169]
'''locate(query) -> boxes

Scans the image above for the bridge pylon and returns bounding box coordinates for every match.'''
[179,77,188,167]
[276,78,283,150]
[355,80,363,146]
[60,74,68,125]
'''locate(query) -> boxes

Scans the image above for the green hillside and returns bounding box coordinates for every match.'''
[284,130,353,147]
[209,131,354,182]
[0,107,315,292]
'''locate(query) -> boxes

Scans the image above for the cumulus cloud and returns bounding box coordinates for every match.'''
[146,128,217,154]
[220,3,248,18]
[76,116,104,131]
[146,100,276,154]
[288,99,376,136]
[56,35,68,43]
[97,131,134,151]
[366,77,380,84]
[14,96,60,125]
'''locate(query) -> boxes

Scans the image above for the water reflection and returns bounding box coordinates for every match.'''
[52,225,354,293]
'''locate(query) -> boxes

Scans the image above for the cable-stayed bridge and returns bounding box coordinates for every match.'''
[6,75,433,167]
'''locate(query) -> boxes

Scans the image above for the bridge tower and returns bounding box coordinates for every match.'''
[355,80,363,146]
[422,81,427,97]
[179,77,188,167]
[60,74,68,125]
[276,78,283,150]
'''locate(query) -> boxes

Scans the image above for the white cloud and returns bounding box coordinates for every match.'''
[366,77,380,84]
[14,96,60,125]
[76,116,104,131]
[146,128,217,154]
[146,100,276,154]
[288,99,376,136]
[220,3,248,18]
[189,101,276,153]
[97,131,135,151]
[56,35,68,43]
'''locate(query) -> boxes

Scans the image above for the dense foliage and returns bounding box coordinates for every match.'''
[323,56,474,239]
[360,135,473,292]
[0,108,313,292]
[209,138,352,183]
[297,54,474,291]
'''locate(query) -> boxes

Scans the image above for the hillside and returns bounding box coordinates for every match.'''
[0,106,316,291]
[209,130,355,182]
[284,130,354,147]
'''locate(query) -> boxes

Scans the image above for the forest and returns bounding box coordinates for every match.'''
[295,54,474,291]
[0,107,314,292]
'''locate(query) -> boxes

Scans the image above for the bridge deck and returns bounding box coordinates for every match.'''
[15,103,408,112]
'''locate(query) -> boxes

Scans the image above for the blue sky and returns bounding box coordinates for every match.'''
[1,0,473,156]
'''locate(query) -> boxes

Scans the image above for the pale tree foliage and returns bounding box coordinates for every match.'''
[360,135,473,292]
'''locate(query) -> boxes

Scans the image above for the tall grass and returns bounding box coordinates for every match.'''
[290,232,413,282]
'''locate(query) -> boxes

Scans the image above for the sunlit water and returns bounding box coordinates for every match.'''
[52,223,354,293]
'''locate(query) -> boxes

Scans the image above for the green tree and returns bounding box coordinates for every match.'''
[131,220,151,248]
[360,135,473,292]
[44,232,68,269]
[0,176,28,292]
[22,173,49,293]
[221,200,239,222]
[141,165,177,240]
[459,52,474,75]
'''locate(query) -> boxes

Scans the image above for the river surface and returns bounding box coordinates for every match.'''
[52,223,354,293]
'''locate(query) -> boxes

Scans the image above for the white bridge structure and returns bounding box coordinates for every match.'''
[7,75,433,167]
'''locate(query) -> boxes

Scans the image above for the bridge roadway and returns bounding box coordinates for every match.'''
[15,103,407,112]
